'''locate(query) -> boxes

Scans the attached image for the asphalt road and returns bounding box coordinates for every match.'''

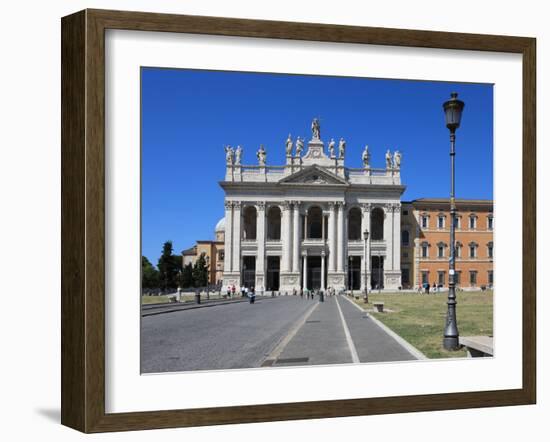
[141,296,315,373]
[141,295,418,374]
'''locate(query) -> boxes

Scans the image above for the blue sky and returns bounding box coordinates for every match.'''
[141,68,493,265]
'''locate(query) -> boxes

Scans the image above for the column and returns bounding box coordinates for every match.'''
[383,204,393,270]
[361,203,371,290]
[328,202,336,272]
[393,203,401,271]
[292,201,301,273]
[302,253,308,290]
[281,201,292,272]
[337,202,345,272]
[256,202,266,279]
[232,201,242,273]
[321,251,326,290]
[224,201,233,273]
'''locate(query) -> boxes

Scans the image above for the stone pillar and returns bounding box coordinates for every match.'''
[321,251,326,290]
[337,202,345,273]
[255,201,266,291]
[383,202,402,290]
[232,201,242,273]
[222,200,241,291]
[393,203,401,271]
[361,203,371,291]
[292,201,301,273]
[302,253,308,290]
[383,204,393,270]
[223,201,233,273]
[328,202,336,272]
[281,201,292,273]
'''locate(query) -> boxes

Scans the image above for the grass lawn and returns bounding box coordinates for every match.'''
[141,295,176,305]
[141,292,229,305]
[353,290,493,359]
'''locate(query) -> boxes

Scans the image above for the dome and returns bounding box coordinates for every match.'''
[215,217,225,232]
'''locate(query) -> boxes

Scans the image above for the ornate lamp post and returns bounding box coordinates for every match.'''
[442,92,465,350]
[363,229,369,303]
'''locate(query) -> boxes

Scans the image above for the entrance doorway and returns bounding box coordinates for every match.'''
[242,256,256,288]
[266,256,280,291]
[305,256,322,290]
[371,255,384,290]
[347,256,361,290]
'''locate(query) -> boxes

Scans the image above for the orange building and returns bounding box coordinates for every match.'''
[404,198,493,290]
[181,218,226,286]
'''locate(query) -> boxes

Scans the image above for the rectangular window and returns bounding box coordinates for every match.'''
[438,271,445,285]
[488,271,493,285]
[453,216,460,229]
[469,216,476,229]
[456,271,461,285]
[488,245,493,259]
[422,245,428,258]
[469,271,477,285]
[421,271,429,285]
[469,246,476,258]
[438,216,445,229]
[219,251,225,260]
[488,217,494,229]
[421,216,428,228]
[438,246,444,258]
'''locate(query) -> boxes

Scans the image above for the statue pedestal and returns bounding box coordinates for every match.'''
[384,271,402,290]
[279,272,301,294]
[222,273,241,292]
[327,272,346,292]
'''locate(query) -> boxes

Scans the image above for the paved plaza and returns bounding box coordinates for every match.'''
[141,295,417,374]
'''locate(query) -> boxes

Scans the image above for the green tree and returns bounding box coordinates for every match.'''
[157,241,181,290]
[141,256,160,289]
[192,253,209,288]
[180,262,194,288]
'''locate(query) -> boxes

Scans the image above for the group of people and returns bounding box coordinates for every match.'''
[226,284,256,303]
[418,282,447,294]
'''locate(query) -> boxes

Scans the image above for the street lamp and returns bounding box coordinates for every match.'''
[442,92,465,351]
[363,229,369,303]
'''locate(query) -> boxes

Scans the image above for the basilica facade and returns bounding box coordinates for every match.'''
[220,119,404,293]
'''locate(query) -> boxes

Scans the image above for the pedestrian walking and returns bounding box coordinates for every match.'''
[249,286,255,304]
[244,286,249,298]
[300,288,303,298]
[231,284,236,298]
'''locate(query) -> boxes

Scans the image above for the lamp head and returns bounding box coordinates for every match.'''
[443,92,465,132]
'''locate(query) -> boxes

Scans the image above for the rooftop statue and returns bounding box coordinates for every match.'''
[393,150,402,169]
[285,134,293,156]
[328,138,336,158]
[338,138,346,159]
[295,136,304,156]
[257,144,267,166]
[224,145,234,165]
[385,149,393,169]
[311,118,321,140]
[235,145,242,166]
[362,145,370,168]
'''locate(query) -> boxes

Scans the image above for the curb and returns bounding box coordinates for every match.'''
[341,295,428,360]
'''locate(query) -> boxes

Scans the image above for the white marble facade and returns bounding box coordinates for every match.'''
[221,119,404,293]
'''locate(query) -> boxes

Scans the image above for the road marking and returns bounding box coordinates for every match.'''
[340,295,427,360]
[335,296,360,364]
[261,302,319,366]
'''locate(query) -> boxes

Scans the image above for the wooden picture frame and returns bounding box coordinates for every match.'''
[61,8,536,433]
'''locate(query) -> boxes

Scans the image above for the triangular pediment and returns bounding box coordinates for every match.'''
[278,165,348,186]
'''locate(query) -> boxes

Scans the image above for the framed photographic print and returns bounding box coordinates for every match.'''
[61,9,536,433]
